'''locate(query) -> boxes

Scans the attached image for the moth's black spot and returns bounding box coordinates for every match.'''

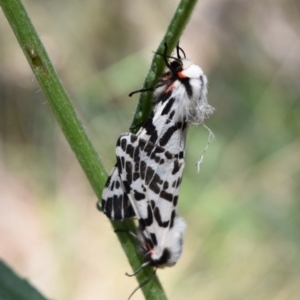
[182,122,187,131]
[103,197,111,215]
[172,160,181,175]
[120,138,127,151]
[116,156,122,173]
[159,159,165,165]
[115,180,120,189]
[154,156,161,163]
[173,195,178,206]
[161,97,175,115]
[139,218,146,230]
[116,138,121,147]
[150,200,156,210]
[104,193,127,220]
[121,157,125,168]
[142,204,154,226]
[113,194,121,204]
[142,111,154,127]
[163,181,169,190]
[154,207,169,227]
[150,233,158,246]
[179,151,184,159]
[133,144,140,163]
[165,151,173,160]
[122,180,130,194]
[160,190,173,202]
[125,161,133,184]
[144,116,158,144]
[150,151,160,163]
[101,199,106,210]
[155,146,165,153]
[138,138,146,151]
[102,188,134,220]
[145,166,155,184]
[104,175,111,188]
[142,185,146,192]
[166,111,175,123]
[126,144,134,158]
[133,172,139,181]
[146,167,163,194]
[150,248,171,266]
[159,125,177,147]
[124,200,135,219]
[180,77,193,97]
[177,122,182,129]
[170,210,176,228]
[149,146,164,165]
[172,180,176,188]
[140,161,146,180]
[133,189,145,201]
[130,134,138,144]
[110,181,115,190]
[176,177,182,188]
[144,143,154,156]
[149,176,162,194]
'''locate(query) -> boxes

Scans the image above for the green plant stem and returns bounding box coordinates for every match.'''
[130,0,198,132]
[0,0,198,298]
[0,0,165,299]
[0,0,107,199]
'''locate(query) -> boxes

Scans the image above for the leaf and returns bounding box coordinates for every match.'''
[0,260,48,300]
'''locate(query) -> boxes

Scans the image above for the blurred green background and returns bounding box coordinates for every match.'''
[0,0,300,299]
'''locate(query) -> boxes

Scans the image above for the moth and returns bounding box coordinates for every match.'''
[101,43,214,271]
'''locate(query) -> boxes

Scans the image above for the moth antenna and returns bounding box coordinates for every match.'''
[154,52,180,65]
[177,44,186,59]
[196,124,215,173]
[127,268,157,300]
[153,43,183,75]
[154,51,180,63]
[176,43,181,59]
[125,261,150,277]
[129,87,154,97]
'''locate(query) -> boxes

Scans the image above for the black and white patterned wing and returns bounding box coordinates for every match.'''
[102,164,135,220]
[116,132,185,240]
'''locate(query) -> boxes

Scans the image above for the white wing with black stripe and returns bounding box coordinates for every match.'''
[115,132,186,267]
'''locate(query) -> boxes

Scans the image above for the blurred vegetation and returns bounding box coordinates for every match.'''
[0,260,48,300]
[0,0,300,300]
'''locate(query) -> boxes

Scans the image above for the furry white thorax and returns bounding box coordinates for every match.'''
[169,59,214,125]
